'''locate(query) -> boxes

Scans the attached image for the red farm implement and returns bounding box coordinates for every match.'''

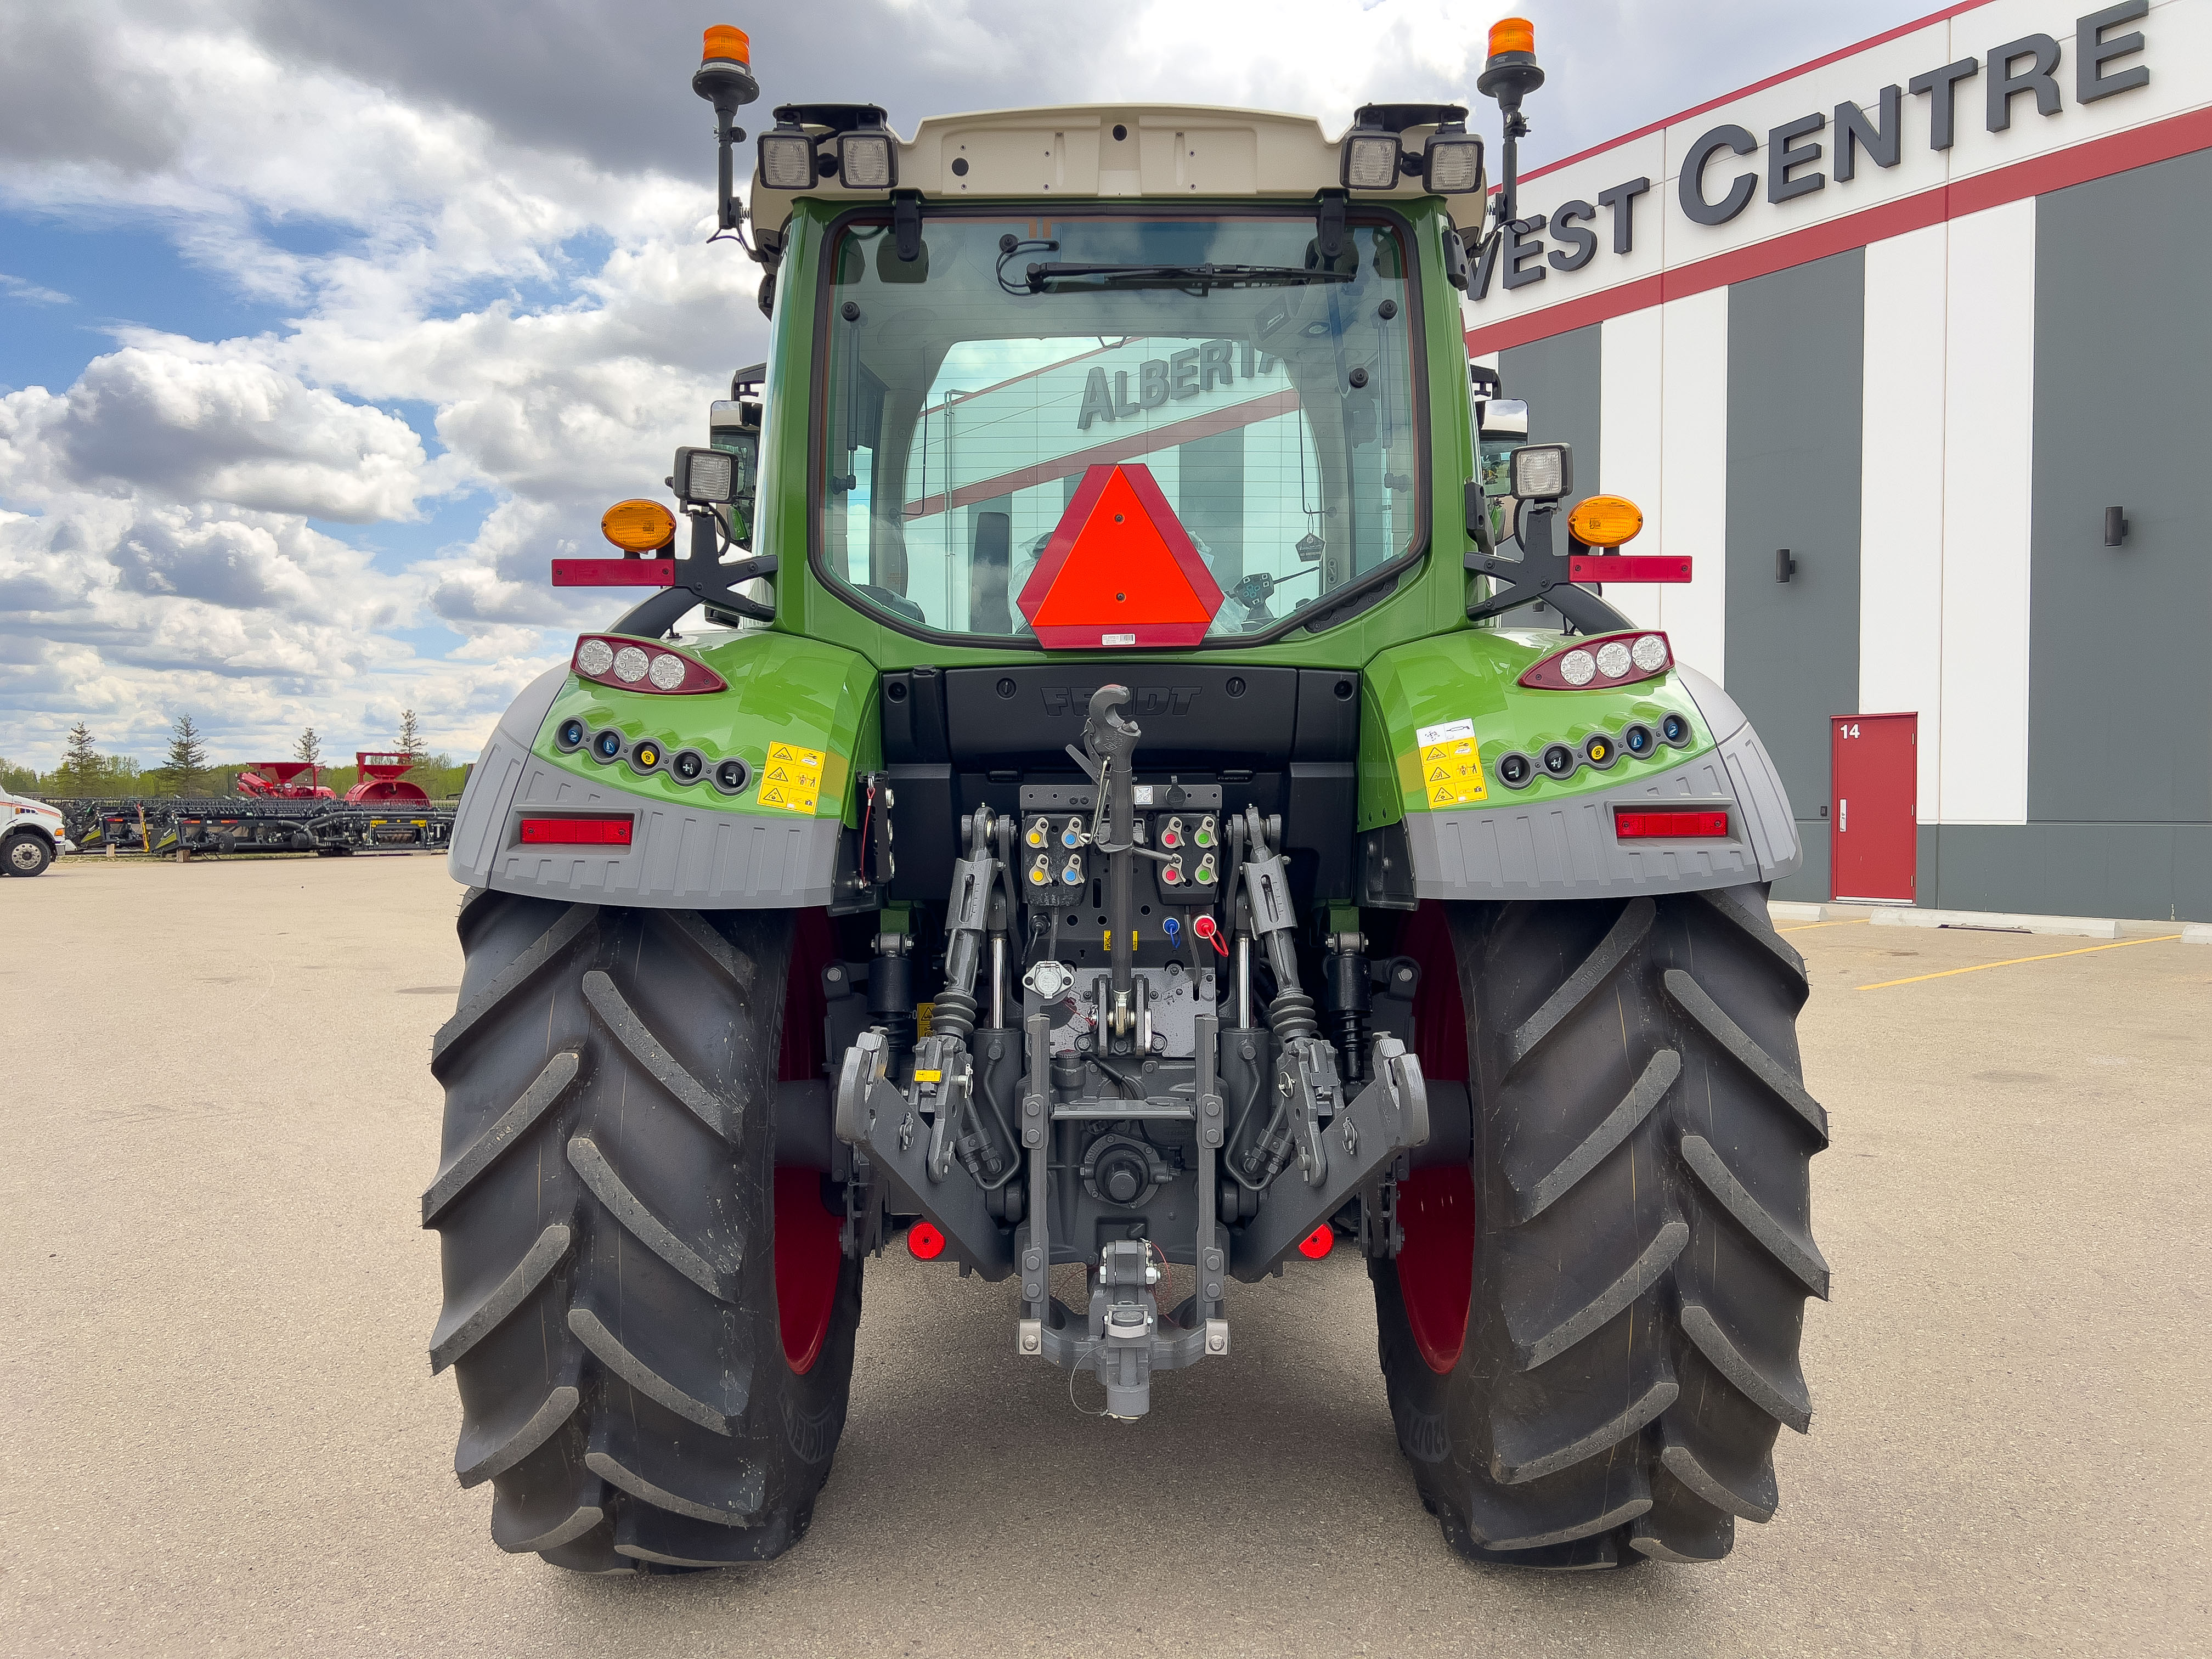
[236,761,336,800]
[346,752,432,806]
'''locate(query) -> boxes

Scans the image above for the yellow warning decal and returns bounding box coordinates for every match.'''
[755,739,834,812]
[916,1001,934,1039]
[1412,732,1488,806]
[913,1069,943,1083]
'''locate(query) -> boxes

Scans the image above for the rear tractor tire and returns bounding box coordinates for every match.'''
[1373,884,1828,1568]
[423,890,860,1572]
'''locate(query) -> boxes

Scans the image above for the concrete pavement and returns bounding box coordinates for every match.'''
[2,854,2205,1657]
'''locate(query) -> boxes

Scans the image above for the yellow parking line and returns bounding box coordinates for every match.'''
[1779,919,1872,933]
[1856,934,2182,990]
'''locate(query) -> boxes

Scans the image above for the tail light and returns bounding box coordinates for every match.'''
[1519,630,1672,690]
[572,635,727,694]
[520,815,635,846]
[1614,809,1728,839]
[906,1221,947,1261]
[1297,1223,1335,1260]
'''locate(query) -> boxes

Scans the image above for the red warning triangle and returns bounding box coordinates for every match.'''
[1016,464,1223,648]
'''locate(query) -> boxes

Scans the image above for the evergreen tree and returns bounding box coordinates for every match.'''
[295,726,321,766]
[397,708,427,766]
[61,723,99,792]
[161,714,210,797]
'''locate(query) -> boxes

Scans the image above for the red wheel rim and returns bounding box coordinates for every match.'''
[775,909,844,1374]
[1392,902,1475,1373]
[1396,1166,1475,1372]
[774,1168,842,1373]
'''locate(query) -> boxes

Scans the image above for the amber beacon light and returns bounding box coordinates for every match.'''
[1487,17,1536,57]
[693,25,761,234]
[1567,494,1645,548]
[600,498,678,554]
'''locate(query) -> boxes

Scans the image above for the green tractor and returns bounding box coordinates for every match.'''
[425,19,1825,1574]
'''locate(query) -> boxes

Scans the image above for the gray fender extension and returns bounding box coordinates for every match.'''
[1389,668,1799,902]
[448,666,842,908]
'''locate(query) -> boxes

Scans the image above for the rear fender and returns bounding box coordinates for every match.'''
[1356,632,1799,905]
[449,633,881,908]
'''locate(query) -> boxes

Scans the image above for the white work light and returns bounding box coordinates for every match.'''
[1510,443,1572,501]
[1421,126,1484,194]
[1341,128,1402,190]
[758,125,817,190]
[838,128,896,189]
[674,445,737,504]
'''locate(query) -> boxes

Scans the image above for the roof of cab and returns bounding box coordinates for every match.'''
[747,103,1481,232]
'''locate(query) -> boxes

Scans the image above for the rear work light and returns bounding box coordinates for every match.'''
[572,635,728,694]
[837,127,896,189]
[1422,126,1484,193]
[1615,809,1728,839]
[1341,127,1401,190]
[1519,630,1672,690]
[520,816,634,847]
[758,125,817,190]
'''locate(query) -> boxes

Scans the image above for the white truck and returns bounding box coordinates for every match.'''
[2,788,74,876]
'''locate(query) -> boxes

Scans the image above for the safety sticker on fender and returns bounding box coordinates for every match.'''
[759,741,827,813]
[1418,724,1488,807]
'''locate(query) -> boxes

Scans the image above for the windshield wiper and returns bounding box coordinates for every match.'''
[1019,261,1353,294]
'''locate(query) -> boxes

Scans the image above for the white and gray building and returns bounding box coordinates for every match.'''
[1465,0,2208,921]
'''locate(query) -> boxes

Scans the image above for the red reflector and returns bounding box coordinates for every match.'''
[906,1221,947,1261]
[551,558,676,588]
[1614,810,1728,839]
[1568,554,1694,583]
[1297,1223,1335,1260]
[1016,463,1224,648]
[519,816,634,846]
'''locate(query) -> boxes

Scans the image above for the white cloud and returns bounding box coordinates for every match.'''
[0,272,69,304]
[39,345,436,522]
[0,0,1929,771]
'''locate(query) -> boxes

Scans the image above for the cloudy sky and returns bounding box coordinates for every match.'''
[0,0,1929,769]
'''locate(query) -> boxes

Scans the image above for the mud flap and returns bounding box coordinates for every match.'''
[1229,1039,1429,1281]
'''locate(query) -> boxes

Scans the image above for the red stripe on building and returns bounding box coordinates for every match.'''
[1467,106,2212,357]
[902,388,1301,519]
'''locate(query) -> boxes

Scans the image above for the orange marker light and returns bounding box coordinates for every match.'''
[1567,494,1645,548]
[1297,1224,1335,1260]
[601,498,677,553]
[701,25,750,64]
[1488,17,1535,57]
[906,1221,947,1261]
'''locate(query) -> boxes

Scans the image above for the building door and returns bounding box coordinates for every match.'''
[1724,251,1864,901]
[1831,714,1916,902]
